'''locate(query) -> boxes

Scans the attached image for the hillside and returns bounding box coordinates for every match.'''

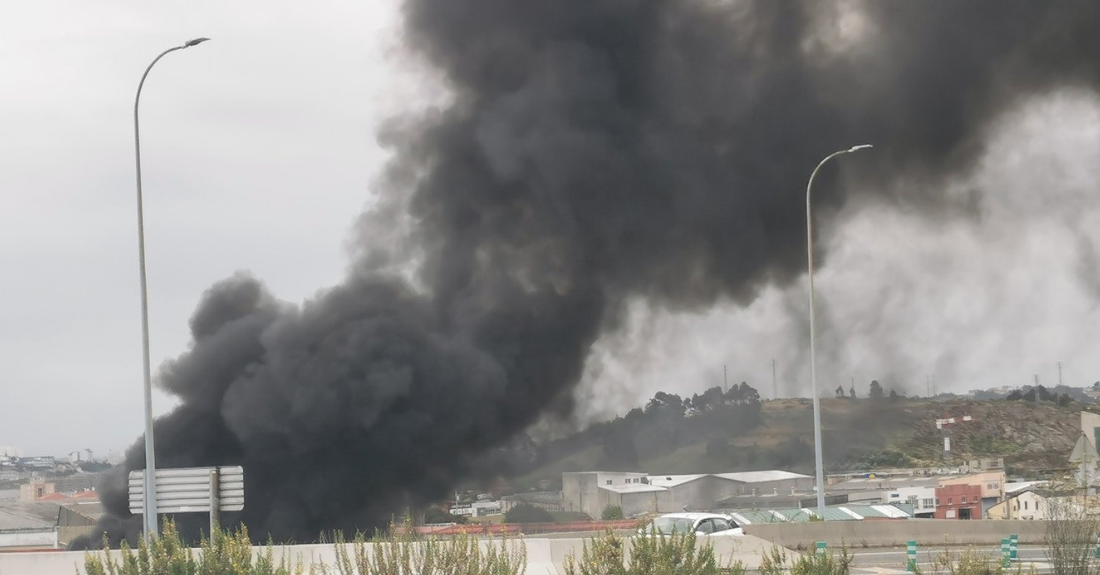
[511,396,1087,488]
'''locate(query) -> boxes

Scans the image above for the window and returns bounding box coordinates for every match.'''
[695,520,716,534]
[961,496,967,504]
[936,499,941,506]
[711,518,731,532]
[948,498,953,504]
[923,498,934,508]
[606,480,612,485]
[1024,501,1029,510]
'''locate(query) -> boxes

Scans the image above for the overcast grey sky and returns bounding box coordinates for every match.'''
[0,1,405,456]
[3,1,1100,459]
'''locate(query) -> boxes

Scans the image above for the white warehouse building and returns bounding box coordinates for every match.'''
[562,470,813,518]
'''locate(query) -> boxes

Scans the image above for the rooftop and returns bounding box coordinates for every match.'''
[648,474,708,488]
[599,483,668,495]
[563,471,647,476]
[1005,481,1048,495]
[714,470,812,483]
[829,475,953,491]
[728,504,912,525]
[0,501,60,531]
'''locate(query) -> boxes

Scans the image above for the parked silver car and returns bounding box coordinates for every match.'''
[640,512,743,537]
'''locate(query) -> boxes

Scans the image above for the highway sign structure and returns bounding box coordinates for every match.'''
[129,466,244,534]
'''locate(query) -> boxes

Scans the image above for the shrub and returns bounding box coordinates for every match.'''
[564,529,744,575]
[504,502,555,523]
[333,528,526,575]
[424,506,468,524]
[917,545,1035,575]
[84,519,527,575]
[601,505,625,520]
[83,520,297,575]
[790,544,853,575]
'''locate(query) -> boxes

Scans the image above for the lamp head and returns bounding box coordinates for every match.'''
[183,37,211,48]
[848,144,873,153]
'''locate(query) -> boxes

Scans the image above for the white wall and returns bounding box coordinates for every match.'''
[1006,492,1047,520]
[0,534,783,575]
[881,486,936,515]
[562,472,646,518]
[0,528,57,549]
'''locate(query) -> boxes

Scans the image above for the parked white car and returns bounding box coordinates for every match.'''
[639,512,743,537]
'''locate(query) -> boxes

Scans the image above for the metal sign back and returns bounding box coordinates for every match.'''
[128,466,244,514]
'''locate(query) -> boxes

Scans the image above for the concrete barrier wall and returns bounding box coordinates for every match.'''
[0,533,784,575]
[744,519,1050,549]
[0,528,57,549]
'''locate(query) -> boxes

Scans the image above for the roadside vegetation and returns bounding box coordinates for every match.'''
[563,529,742,575]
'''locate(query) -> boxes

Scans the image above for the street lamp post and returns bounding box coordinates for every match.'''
[806,144,871,515]
[133,37,210,541]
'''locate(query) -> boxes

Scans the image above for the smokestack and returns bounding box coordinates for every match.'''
[80,0,1100,547]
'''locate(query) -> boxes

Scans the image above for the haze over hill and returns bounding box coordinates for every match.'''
[509,382,1092,490]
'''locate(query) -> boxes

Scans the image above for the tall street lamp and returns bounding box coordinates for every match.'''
[133,37,210,540]
[806,144,871,515]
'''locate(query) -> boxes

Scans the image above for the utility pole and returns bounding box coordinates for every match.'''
[724,364,728,393]
[1034,374,1040,386]
[932,375,937,396]
[772,359,778,399]
[1058,362,1064,386]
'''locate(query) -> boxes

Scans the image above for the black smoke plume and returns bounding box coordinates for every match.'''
[82,0,1100,546]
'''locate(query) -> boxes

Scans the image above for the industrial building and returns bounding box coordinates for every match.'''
[561,470,813,518]
[828,468,1005,519]
[934,483,982,520]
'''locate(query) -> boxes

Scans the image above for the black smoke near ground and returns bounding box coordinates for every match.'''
[82,0,1100,546]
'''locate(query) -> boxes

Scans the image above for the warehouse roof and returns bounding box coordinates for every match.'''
[714,471,812,483]
[728,504,912,525]
[647,474,708,488]
[600,484,668,495]
[0,501,59,531]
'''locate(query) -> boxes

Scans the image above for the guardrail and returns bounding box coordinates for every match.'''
[744,519,1049,549]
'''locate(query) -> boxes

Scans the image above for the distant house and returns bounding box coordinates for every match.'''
[987,490,1047,520]
[19,480,56,502]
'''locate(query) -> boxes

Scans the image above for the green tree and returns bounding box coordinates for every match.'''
[424,506,467,524]
[601,505,624,520]
[504,503,555,524]
[869,380,884,399]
